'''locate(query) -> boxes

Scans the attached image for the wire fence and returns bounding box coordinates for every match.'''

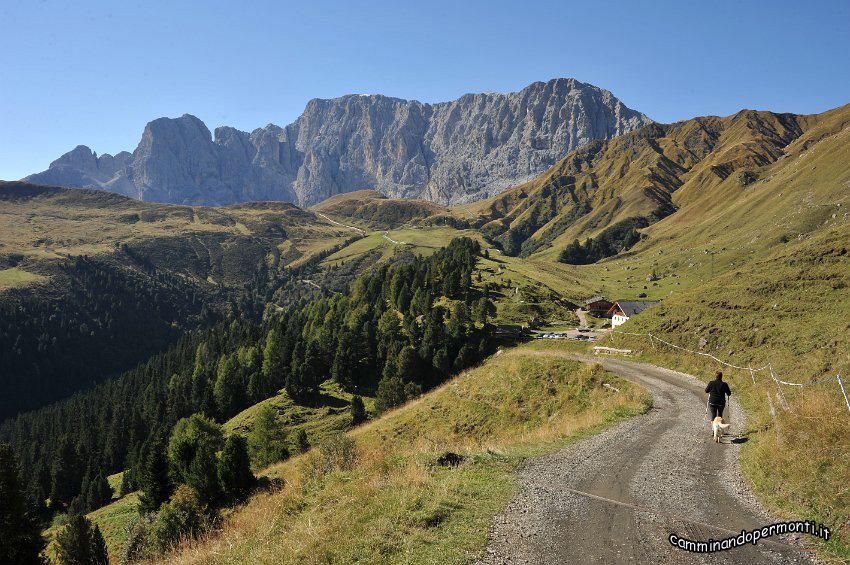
[606,330,850,413]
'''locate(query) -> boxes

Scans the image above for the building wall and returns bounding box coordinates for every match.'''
[611,314,629,328]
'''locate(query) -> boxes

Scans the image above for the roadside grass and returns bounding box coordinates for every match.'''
[152,344,650,564]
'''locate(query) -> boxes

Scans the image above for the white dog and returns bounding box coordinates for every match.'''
[712,416,731,443]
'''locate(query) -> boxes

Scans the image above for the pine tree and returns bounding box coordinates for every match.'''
[85,474,112,512]
[90,524,108,565]
[0,443,45,565]
[331,329,354,389]
[167,413,223,486]
[395,346,421,383]
[474,297,495,326]
[218,435,255,501]
[213,353,242,417]
[138,437,171,514]
[54,514,107,565]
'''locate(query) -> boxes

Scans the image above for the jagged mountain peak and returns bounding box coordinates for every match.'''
[24,79,651,206]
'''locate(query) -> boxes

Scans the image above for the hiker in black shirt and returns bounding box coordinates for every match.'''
[705,370,732,419]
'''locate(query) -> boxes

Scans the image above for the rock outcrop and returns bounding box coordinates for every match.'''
[25,78,651,206]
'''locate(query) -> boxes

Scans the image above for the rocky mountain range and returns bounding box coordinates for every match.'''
[24,78,651,206]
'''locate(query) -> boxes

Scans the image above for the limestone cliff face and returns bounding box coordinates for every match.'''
[25,78,650,206]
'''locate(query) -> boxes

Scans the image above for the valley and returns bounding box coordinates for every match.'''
[1,101,848,564]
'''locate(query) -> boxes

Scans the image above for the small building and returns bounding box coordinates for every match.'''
[607,301,660,328]
[492,324,525,337]
[584,295,613,317]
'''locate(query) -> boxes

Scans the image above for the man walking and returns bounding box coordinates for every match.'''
[705,370,732,419]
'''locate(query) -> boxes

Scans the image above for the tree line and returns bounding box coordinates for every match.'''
[0,237,494,557]
[558,217,647,264]
[0,255,219,420]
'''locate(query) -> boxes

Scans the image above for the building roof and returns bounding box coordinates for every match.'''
[584,295,609,305]
[493,324,523,334]
[609,300,660,317]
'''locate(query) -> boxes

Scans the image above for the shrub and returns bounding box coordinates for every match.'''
[299,433,358,487]
[293,429,310,454]
[350,395,367,425]
[319,433,358,473]
[146,485,207,553]
[121,514,155,563]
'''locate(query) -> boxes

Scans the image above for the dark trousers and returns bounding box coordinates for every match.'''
[709,404,724,419]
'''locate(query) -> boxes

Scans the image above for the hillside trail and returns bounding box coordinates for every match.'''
[315,211,366,234]
[477,352,817,565]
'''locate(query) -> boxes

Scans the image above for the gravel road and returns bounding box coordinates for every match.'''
[476,353,818,564]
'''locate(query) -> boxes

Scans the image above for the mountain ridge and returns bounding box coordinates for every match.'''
[23,78,651,206]
[464,103,849,259]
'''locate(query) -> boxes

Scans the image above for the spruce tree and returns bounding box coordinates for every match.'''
[85,474,112,512]
[90,524,108,565]
[0,443,45,565]
[54,514,107,565]
[50,435,80,506]
[218,435,255,501]
[138,437,171,514]
[186,442,220,506]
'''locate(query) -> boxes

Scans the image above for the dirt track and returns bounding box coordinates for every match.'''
[476,353,817,565]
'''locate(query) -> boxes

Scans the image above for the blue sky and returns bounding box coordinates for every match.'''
[1,0,848,180]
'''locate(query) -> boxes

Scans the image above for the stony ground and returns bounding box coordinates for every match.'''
[476,353,819,565]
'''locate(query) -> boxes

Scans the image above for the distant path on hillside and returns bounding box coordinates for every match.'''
[477,353,815,565]
[315,212,366,234]
[381,231,406,245]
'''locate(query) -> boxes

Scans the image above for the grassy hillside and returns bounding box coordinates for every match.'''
[146,343,647,564]
[466,105,848,265]
[0,181,354,289]
[311,190,449,230]
[223,381,376,449]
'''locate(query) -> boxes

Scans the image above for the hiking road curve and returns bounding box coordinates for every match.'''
[477,352,818,565]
